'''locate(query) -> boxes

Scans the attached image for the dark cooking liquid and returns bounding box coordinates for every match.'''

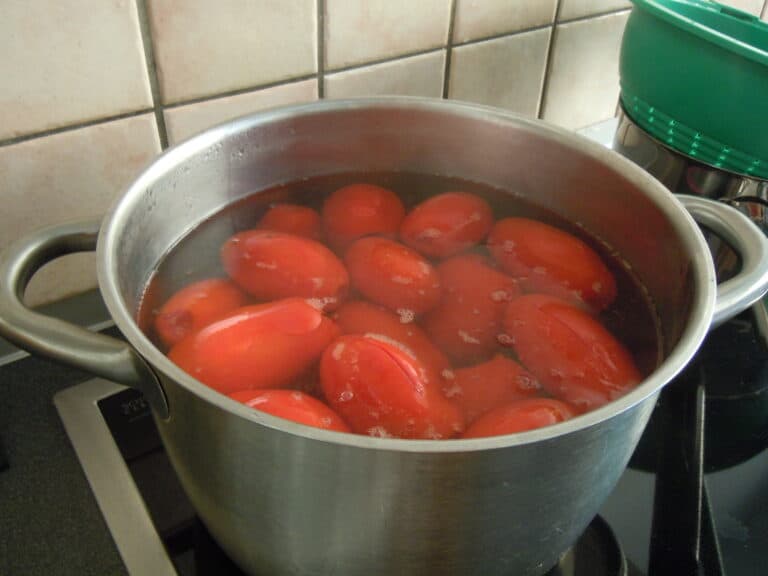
[138,172,663,378]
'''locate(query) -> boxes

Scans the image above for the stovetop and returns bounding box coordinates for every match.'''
[48,302,768,576]
[55,380,637,576]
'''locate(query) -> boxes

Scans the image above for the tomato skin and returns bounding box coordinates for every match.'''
[501,295,641,412]
[229,389,350,432]
[221,230,349,310]
[444,355,542,423]
[487,218,616,311]
[257,204,322,240]
[423,255,520,363]
[169,298,340,394]
[462,398,575,438]
[400,192,494,258]
[322,183,405,251]
[344,237,441,315]
[154,278,248,349]
[334,300,450,378]
[320,335,465,439]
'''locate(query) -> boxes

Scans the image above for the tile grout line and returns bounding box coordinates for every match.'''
[537,0,563,120]
[163,74,320,109]
[317,0,326,98]
[556,7,632,25]
[325,46,447,76]
[442,0,459,99]
[134,0,169,149]
[0,108,155,150]
[453,21,554,49]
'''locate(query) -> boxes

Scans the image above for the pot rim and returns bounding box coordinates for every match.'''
[97,97,717,453]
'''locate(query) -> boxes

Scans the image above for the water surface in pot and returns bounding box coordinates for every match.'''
[136,171,663,436]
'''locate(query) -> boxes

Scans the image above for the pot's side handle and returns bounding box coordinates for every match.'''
[0,220,169,419]
[678,195,768,329]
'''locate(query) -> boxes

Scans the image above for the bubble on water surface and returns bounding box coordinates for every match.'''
[367,426,393,438]
[391,275,413,285]
[331,342,346,360]
[497,333,515,346]
[458,330,480,344]
[442,383,463,398]
[397,309,415,324]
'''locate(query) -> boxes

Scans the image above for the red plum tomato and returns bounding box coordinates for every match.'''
[257,204,322,240]
[462,398,575,438]
[229,389,350,432]
[400,192,493,258]
[501,295,641,412]
[221,230,348,311]
[488,218,617,311]
[320,335,465,439]
[333,300,450,378]
[423,255,520,363]
[444,355,541,424]
[344,237,441,315]
[169,298,339,394]
[154,278,248,349]
[321,183,405,251]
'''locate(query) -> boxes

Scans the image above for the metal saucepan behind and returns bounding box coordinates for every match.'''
[1,98,768,576]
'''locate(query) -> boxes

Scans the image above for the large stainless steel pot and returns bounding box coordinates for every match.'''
[2,98,768,576]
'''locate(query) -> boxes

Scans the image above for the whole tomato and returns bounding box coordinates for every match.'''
[400,192,493,258]
[462,398,575,438]
[487,218,616,311]
[334,300,450,378]
[221,230,348,310]
[444,354,541,423]
[257,204,322,240]
[153,278,248,349]
[229,389,350,432]
[322,183,405,251]
[344,237,441,315]
[423,255,520,363]
[320,335,465,439]
[169,298,339,394]
[501,295,641,412]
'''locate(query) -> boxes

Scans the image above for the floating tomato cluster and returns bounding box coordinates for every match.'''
[153,183,642,439]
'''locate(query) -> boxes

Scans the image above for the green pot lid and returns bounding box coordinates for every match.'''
[620,0,768,179]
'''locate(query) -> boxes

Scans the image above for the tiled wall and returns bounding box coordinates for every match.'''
[2,0,766,306]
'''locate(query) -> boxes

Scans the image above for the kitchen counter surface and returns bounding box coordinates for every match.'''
[0,348,127,576]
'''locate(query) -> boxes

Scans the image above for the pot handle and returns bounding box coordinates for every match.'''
[677,195,768,329]
[0,220,169,419]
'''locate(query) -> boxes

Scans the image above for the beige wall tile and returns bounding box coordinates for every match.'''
[542,12,629,129]
[148,0,317,104]
[325,51,445,98]
[325,0,451,69]
[716,0,764,15]
[449,29,551,118]
[165,79,318,144]
[0,1,152,140]
[559,0,631,21]
[0,115,161,306]
[454,0,557,43]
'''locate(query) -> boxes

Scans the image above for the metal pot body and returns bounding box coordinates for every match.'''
[3,99,768,576]
[158,368,654,575]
